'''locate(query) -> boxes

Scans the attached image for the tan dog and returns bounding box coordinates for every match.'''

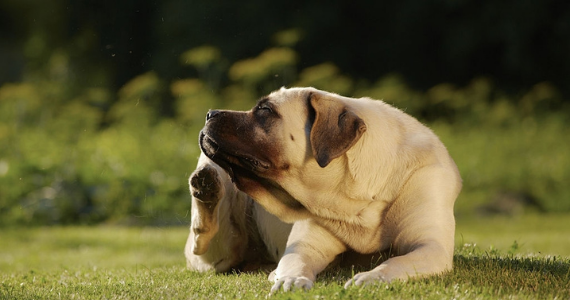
[196,87,462,292]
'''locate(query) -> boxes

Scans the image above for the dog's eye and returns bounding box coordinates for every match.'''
[256,103,273,113]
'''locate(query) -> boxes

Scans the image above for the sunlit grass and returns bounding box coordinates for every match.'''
[1,216,569,299]
[456,213,570,257]
[0,226,188,272]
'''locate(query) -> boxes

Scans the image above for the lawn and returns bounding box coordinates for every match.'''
[1,214,569,299]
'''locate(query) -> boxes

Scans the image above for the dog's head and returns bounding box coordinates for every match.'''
[199,87,367,221]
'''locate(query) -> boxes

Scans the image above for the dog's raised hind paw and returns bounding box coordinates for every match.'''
[190,165,223,210]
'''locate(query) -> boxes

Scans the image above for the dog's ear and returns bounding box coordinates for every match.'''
[309,92,366,168]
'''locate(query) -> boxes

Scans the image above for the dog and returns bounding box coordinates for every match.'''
[193,87,462,292]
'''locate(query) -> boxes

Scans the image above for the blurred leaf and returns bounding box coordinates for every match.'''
[520,82,561,115]
[354,74,422,115]
[0,83,42,126]
[229,47,297,84]
[118,72,161,101]
[220,84,258,111]
[272,28,304,47]
[180,45,221,69]
[171,79,217,124]
[110,72,162,125]
[296,62,352,95]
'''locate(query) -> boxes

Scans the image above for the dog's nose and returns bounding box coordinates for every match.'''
[206,110,220,121]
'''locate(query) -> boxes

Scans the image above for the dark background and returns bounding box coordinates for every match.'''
[2,0,569,99]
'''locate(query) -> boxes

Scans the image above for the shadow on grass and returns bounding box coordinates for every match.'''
[313,252,570,298]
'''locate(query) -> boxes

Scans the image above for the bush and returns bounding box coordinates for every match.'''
[0,45,568,226]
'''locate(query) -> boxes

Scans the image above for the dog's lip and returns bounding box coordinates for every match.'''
[238,155,271,171]
[199,131,271,174]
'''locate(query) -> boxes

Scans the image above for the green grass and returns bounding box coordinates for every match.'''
[456,213,570,257]
[0,226,187,272]
[1,214,569,299]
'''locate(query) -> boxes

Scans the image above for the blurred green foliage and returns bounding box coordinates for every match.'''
[1,37,569,225]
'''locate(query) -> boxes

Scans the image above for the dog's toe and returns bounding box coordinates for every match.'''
[270,276,313,294]
[344,270,387,288]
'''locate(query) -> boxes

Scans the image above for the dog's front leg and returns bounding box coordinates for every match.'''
[270,219,346,293]
[343,239,453,287]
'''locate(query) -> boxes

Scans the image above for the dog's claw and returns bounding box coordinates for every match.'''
[344,270,387,289]
[270,276,313,294]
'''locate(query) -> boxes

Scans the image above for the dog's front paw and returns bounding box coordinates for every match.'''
[344,270,387,288]
[270,276,313,294]
[268,269,277,282]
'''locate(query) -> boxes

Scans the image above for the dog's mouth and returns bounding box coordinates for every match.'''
[199,131,271,180]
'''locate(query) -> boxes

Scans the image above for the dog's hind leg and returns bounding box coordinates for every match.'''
[186,153,268,273]
[187,155,225,256]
